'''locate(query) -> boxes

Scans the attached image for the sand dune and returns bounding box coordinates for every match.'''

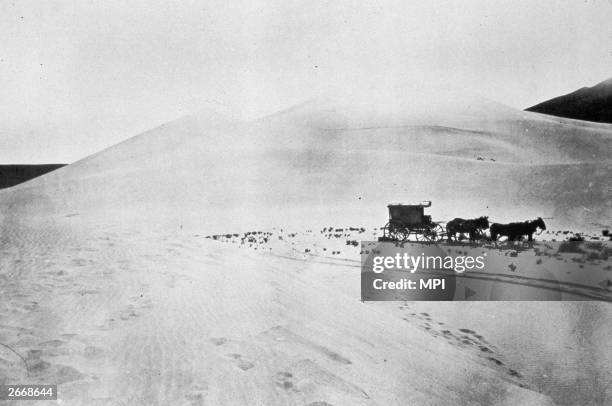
[3,85,610,232]
[0,85,611,405]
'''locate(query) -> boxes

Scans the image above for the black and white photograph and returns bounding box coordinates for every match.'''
[0,1,611,405]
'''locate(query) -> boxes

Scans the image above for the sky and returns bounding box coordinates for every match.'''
[1,0,611,163]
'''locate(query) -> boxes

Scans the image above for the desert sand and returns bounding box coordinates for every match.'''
[0,83,611,405]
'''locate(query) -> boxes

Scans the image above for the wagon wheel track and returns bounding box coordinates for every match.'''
[269,251,612,302]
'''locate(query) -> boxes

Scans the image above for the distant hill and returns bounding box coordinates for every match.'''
[526,78,612,124]
[0,164,66,189]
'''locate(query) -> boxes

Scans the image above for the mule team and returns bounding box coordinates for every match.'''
[446,216,546,242]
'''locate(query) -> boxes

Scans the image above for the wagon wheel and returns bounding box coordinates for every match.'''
[414,228,425,241]
[393,228,411,243]
[381,223,394,242]
[418,224,445,242]
[384,223,405,242]
[382,222,391,238]
[430,223,445,241]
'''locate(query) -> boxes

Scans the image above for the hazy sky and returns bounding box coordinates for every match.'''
[1,0,611,163]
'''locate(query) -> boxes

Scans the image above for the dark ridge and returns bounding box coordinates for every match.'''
[0,164,66,189]
[525,78,612,124]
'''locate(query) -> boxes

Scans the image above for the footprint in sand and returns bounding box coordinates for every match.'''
[130,294,154,310]
[487,357,504,366]
[184,383,208,406]
[22,301,40,311]
[274,371,296,391]
[400,310,525,380]
[225,353,255,371]
[274,359,370,400]
[508,369,522,378]
[96,318,117,331]
[53,364,86,384]
[119,305,139,321]
[26,349,50,374]
[455,328,523,379]
[209,337,255,371]
[210,337,227,346]
[39,339,70,357]
[39,339,65,348]
[83,346,105,360]
[458,328,488,344]
[71,258,91,267]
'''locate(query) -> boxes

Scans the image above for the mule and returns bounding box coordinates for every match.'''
[446,216,489,242]
[490,217,546,241]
